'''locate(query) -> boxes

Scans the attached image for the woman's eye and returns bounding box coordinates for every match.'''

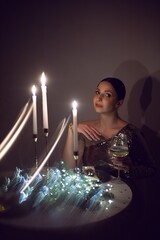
[104,92,111,98]
[95,90,100,95]
[95,90,112,98]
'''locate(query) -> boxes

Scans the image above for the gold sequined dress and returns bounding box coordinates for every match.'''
[79,123,155,180]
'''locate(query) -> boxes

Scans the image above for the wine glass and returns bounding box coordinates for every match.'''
[108,133,129,182]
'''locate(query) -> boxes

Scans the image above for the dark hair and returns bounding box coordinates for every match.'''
[97,77,126,100]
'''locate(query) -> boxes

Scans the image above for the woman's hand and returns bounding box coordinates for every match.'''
[78,123,101,141]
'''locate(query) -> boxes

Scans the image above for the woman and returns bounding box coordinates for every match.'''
[62,77,156,181]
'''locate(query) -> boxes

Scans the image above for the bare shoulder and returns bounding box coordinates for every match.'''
[119,119,128,128]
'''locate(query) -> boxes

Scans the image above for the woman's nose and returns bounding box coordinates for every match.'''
[97,93,103,100]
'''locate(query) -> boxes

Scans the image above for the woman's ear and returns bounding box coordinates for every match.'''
[116,100,123,108]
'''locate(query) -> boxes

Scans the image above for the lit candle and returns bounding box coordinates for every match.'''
[32,85,38,138]
[72,100,78,158]
[41,72,49,135]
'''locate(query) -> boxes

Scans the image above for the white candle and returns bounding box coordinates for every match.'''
[41,72,49,132]
[32,85,38,136]
[72,100,78,154]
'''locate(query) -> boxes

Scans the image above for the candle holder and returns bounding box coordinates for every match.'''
[44,128,49,171]
[33,134,38,169]
[44,128,49,138]
[74,152,80,174]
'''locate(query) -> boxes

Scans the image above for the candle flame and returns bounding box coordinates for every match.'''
[41,72,46,86]
[32,85,36,96]
[72,100,78,109]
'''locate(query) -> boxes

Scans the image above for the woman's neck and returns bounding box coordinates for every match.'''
[97,113,127,138]
[99,112,120,129]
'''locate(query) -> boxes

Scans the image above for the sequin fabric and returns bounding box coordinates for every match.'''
[78,123,155,179]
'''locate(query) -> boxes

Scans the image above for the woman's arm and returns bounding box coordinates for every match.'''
[62,121,101,170]
[62,124,85,169]
[62,124,75,169]
[126,129,156,179]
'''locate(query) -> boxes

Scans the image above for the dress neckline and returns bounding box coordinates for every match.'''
[100,123,130,141]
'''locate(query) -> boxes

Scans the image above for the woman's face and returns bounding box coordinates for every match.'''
[93,81,122,114]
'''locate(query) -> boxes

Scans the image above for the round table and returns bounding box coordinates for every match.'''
[0,176,132,230]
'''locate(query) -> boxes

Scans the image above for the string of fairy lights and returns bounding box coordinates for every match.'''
[1,161,114,213]
[0,72,115,218]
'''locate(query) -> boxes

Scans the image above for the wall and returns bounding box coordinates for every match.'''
[0,0,160,173]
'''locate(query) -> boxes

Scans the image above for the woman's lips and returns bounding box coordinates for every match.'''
[95,102,103,108]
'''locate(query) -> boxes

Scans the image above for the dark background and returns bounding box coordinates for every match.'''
[0,0,160,239]
[0,0,160,171]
